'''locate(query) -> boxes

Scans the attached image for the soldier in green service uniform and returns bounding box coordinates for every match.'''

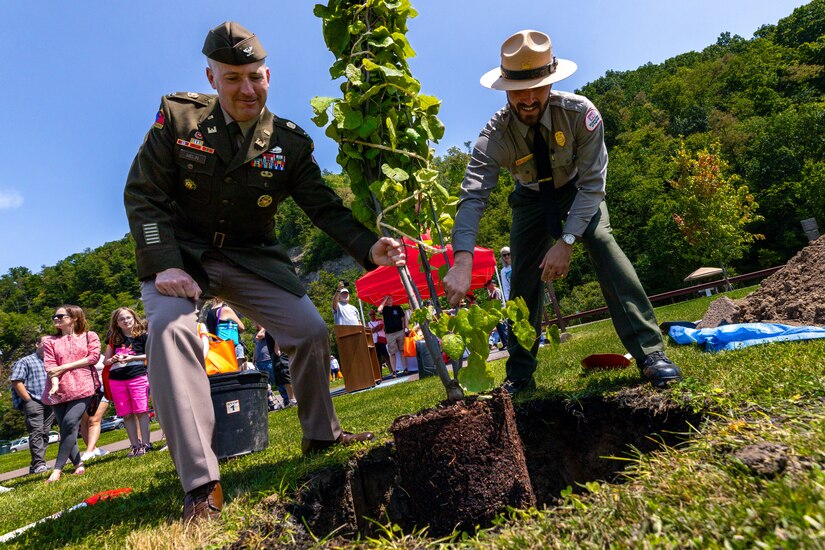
[442,30,682,394]
[124,21,406,523]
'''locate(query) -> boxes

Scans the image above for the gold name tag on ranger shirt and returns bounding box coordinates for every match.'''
[515,153,534,167]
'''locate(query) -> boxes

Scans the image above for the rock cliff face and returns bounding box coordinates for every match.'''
[290,246,360,286]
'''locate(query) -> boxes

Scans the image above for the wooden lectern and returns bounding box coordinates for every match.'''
[334,325,382,393]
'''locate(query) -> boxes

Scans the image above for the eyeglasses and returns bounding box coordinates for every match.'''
[52,314,71,320]
[501,253,510,257]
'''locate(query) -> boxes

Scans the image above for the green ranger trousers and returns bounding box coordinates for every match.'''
[505,184,664,382]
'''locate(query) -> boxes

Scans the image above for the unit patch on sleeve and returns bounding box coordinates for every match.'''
[584,108,602,132]
[153,110,165,130]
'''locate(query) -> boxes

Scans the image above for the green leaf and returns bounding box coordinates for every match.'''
[409,307,430,326]
[430,312,451,338]
[323,18,350,56]
[437,263,449,283]
[347,20,366,35]
[385,116,397,149]
[358,115,379,139]
[513,319,537,351]
[345,63,363,86]
[544,324,560,355]
[343,108,363,130]
[454,308,472,337]
[417,94,441,114]
[368,36,394,49]
[381,164,409,182]
[458,352,495,393]
[441,333,465,362]
[342,142,363,160]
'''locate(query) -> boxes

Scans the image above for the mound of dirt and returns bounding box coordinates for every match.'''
[701,236,825,327]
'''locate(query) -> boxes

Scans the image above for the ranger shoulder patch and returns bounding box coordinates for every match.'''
[584,107,602,132]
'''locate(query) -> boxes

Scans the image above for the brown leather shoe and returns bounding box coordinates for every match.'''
[301,431,375,454]
[183,481,223,523]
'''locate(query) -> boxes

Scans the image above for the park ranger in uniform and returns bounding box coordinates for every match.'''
[442,30,681,393]
[125,21,406,522]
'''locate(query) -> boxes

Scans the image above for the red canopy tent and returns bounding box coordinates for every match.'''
[355,238,498,306]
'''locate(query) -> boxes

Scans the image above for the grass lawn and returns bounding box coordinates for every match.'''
[0,423,162,475]
[1,286,824,548]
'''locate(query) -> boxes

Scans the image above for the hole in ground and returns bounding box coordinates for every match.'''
[267,387,703,542]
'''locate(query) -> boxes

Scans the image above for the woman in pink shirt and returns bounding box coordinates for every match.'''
[41,305,101,483]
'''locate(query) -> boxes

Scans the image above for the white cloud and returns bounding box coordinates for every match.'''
[0,190,23,209]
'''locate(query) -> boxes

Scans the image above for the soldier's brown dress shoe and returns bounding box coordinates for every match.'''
[183,481,223,523]
[301,431,375,454]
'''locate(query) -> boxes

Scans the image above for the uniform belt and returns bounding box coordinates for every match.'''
[209,232,275,248]
[515,177,578,196]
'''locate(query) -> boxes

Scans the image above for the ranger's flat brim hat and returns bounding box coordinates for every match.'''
[481,30,576,90]
[203,21,267,65]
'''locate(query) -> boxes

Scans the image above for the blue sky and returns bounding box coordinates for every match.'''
[0,0,809,274]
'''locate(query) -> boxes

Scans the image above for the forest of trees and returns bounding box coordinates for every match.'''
[1,1,823,438]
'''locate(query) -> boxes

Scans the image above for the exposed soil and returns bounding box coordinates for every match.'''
[389,389,534,536]
[700,235,825,328]
[230,386,702,546]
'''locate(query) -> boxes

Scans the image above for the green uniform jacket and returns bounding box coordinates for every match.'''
[125,92,378,296]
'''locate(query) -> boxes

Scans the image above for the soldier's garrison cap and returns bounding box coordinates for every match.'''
[202,21,267,65]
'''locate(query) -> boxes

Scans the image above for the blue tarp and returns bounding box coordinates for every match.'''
[669,323,825,352]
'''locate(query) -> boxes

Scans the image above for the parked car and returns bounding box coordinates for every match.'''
[8,431,59,452]
[9,437,29,453]
[100,416,125,432]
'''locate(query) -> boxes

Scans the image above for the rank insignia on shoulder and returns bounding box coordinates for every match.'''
[286,121,296,129]
[554,131,566,147]
[187,92,199,99]
[257,195,273,207]
[153,110,165,130]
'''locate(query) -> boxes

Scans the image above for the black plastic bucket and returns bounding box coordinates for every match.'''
[209,370,270,460]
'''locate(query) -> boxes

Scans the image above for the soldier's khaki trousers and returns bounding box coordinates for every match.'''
[141,256,341,493]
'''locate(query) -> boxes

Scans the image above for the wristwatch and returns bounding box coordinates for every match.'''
[561,233,576,246]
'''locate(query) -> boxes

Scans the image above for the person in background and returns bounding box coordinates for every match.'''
[102,307,152,458]
[11,336,55,475]
[41,305,101,483]
[80,354,110,462]
[367,309,390,374]
[332,282,361,326]
[485,279,508,349]
[264,334,297,408]
[329,354,341,380]
[206,298,246,368]
[378,294,407,376]
[500,246,512,300]
[442,29,681,394]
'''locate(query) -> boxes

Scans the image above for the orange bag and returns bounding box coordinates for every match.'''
[204,333,239,376]
[402,336,415,357]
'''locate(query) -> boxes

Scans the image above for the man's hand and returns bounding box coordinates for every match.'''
[369,237,406,267]
[539,241,573,283]
[155,268,202,299]
[442,251,473,306]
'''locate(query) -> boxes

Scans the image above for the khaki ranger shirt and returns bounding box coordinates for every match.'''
[125,92,378,296]
[452,90,608,253]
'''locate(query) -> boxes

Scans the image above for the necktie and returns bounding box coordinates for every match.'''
[531,124,562,238]
[227,122,244,155]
